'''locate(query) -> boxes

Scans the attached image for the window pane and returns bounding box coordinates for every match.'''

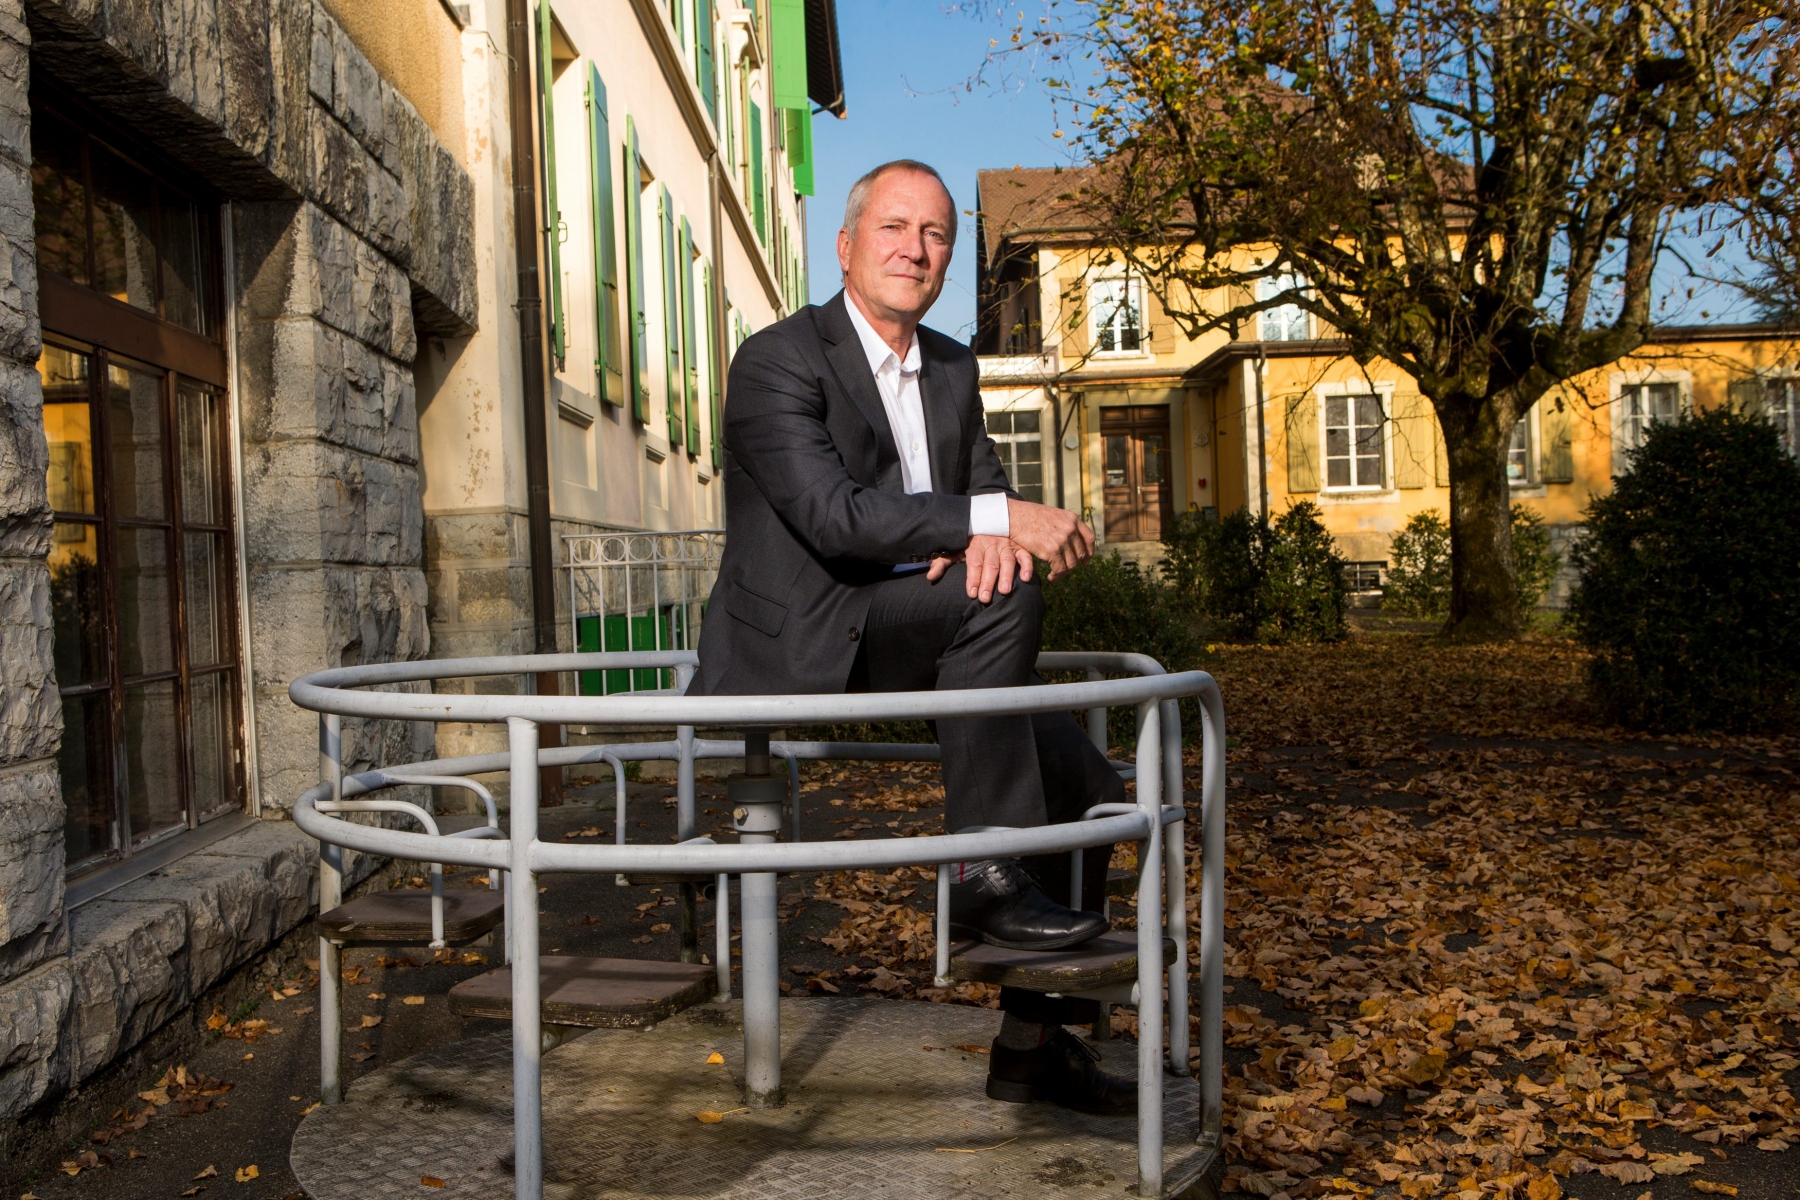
[1142,434,1165,484]
[1105,435,1128,486]
[1326,426,1350,460]
[184,530,228,668]
[1508,418,1530,482]
[123,679,184,843]
[88,141,158,313]
[108,361,165,519]
[1014,410,1040,434]
[31,108,88,286]
[985,412,1013,436]
[1016,461,1043,488]
[50,522,107,686]
[1327,456,1350,488]
[60,691,114,865]
[189,671,233,817]
[1014,438,1040,465]
[1648,383,1679,422]
[1325,395,1347,428]
[177,383,221,524]
[1354,395,1381,430]
[158,187,211,334]
[117,527,174,677]
[41,345,95,514]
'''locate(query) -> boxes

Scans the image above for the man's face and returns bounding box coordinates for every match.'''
[837,169,955,326]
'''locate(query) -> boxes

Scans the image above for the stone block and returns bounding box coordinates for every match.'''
[0,359,49,559]
[218,0,272,159]
[396,110,476,334]
[65,897,187,1080]
[295,202,354,330]
[326,5,382,159]
[0,160,40,367]
[307,107,369,244]
[0,564,57,766]
[94,0,164,84]
[161,0,224,126]
[0,957,71,1121]
[304,0,331,104]
[0,760,66,985]
[241,438,422,566]
[0,5,31,170]
[379,354,419,462]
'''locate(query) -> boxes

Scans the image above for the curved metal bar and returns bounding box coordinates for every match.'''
[375,772,500,830]
[291,665,1214,726]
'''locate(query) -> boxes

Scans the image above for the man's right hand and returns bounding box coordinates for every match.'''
[1006,499,1095,580]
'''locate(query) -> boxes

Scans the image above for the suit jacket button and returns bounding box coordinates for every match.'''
[848,626,860,642]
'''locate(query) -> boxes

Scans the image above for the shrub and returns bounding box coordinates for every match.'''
[1041,551,1203,673]
[1384,510,1451,617]
[1568,407,1800,731]
[1382,505,1561,619]
[1162,503,1347,642]
[1509,504,1561,613]
[1260,502,1349,642]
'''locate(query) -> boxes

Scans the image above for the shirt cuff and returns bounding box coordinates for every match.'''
[969,492,1011,538]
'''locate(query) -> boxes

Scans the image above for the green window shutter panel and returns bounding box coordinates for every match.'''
[1541,395,1574,484]
[705,261,723,471]
[1728,374,1768,418]
[624,117,650,423]
[669,0,684,49]
[587,66,623,406]
[1392,393,1433,489]
[770,0,808,108]
[660,186,684,448]
[749,101,766,243]
[1284,392,1319,493]
[696,0,717,125]
[681,217,701,457]
[784,105,813,195]
[537,3,565,369]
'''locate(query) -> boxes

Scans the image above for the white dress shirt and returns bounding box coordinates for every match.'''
[844,295,1011,548]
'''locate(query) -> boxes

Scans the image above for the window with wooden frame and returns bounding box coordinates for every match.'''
[32,94,243,873]
[1323,392,1386,489]
[1089,276,1142,355]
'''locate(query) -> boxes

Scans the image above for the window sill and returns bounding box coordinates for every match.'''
[66,811,256,909]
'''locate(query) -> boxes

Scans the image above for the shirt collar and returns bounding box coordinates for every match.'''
[845,291,920,377]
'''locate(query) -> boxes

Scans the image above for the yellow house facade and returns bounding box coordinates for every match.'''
[975,167,1800,603]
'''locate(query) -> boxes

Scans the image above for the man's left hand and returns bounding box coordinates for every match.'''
[926,535,1034,603]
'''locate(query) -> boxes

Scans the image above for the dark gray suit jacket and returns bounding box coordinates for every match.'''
[691,291,1015,696]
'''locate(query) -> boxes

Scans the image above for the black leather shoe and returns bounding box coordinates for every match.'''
[986,1028,1137,1115]
[948,858,1108,951]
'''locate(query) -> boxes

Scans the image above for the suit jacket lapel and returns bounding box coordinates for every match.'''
[816,292,901,473]
[919,341,965,494]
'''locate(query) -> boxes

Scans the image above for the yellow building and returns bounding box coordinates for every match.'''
[975,167,1800,601]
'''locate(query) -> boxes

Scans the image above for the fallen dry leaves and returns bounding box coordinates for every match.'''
[796,636,1798,1199]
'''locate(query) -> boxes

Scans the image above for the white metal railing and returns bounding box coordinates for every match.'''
[288,649,1225,1200]
[561,530,723,694]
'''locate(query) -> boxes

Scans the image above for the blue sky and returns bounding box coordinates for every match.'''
[804,2,1066,341]
[804,4,1762,339]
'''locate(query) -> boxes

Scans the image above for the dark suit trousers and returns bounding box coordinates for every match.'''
[847,564,1126,1023]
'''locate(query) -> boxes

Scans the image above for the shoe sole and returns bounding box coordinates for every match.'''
[984,1075,1136,1116]
[948,923,1106,953]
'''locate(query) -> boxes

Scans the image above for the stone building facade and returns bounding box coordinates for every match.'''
[0,0,836,1137]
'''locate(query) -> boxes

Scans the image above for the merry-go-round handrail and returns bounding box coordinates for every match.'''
[287,650,1226,1200]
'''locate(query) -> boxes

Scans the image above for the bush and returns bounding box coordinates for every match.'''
[1162,503,1347,642]
[1384,510,1451,617]
[1568,407,1800,731]
[1382,505,1561,619]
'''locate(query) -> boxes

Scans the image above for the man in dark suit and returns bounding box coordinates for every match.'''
[693,160,1134,1114]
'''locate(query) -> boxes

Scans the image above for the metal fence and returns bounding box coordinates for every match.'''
[562,529,724,694]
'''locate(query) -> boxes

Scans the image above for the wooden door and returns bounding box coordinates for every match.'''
[1100,405,1173,542]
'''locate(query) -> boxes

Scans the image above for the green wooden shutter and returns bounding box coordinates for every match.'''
[536,3,565,369]
[706,264,723,470]
[1728,374,1768,418]
[660,186,684,448]
[1284,392,1319,492]
[1393,393,1432,488]
[1541,395,1574,484]
[624,117,650,422]
[587,66,623,406]
[770,0,808,108]
[784,106,813,196]
[681,218,701,456]
[696,0,717,125]
[749,101,766,244]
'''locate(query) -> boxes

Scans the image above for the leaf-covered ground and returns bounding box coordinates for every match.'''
[799,634,1800,1200]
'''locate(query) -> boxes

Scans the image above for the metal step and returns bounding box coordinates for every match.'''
[448,955,717,1029]
[947,931,1177,992]
[317,888,505,946]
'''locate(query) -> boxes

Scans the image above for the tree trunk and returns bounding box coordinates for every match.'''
[1441,401,1522,640]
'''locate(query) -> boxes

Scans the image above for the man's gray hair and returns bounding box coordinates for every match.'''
[842,159,956,245]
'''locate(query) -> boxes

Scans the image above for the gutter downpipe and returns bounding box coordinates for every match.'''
[1254,344,1270,518]
[506,0,563,803]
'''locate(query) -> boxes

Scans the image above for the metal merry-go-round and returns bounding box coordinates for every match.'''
[286,644,1226,1200]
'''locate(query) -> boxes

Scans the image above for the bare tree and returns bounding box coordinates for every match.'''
[987,0,1798,637]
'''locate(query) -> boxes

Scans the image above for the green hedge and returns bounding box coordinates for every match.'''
[1568,407,1800,731]
[1383,504,1560,619]
[1162,502,1348,642]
